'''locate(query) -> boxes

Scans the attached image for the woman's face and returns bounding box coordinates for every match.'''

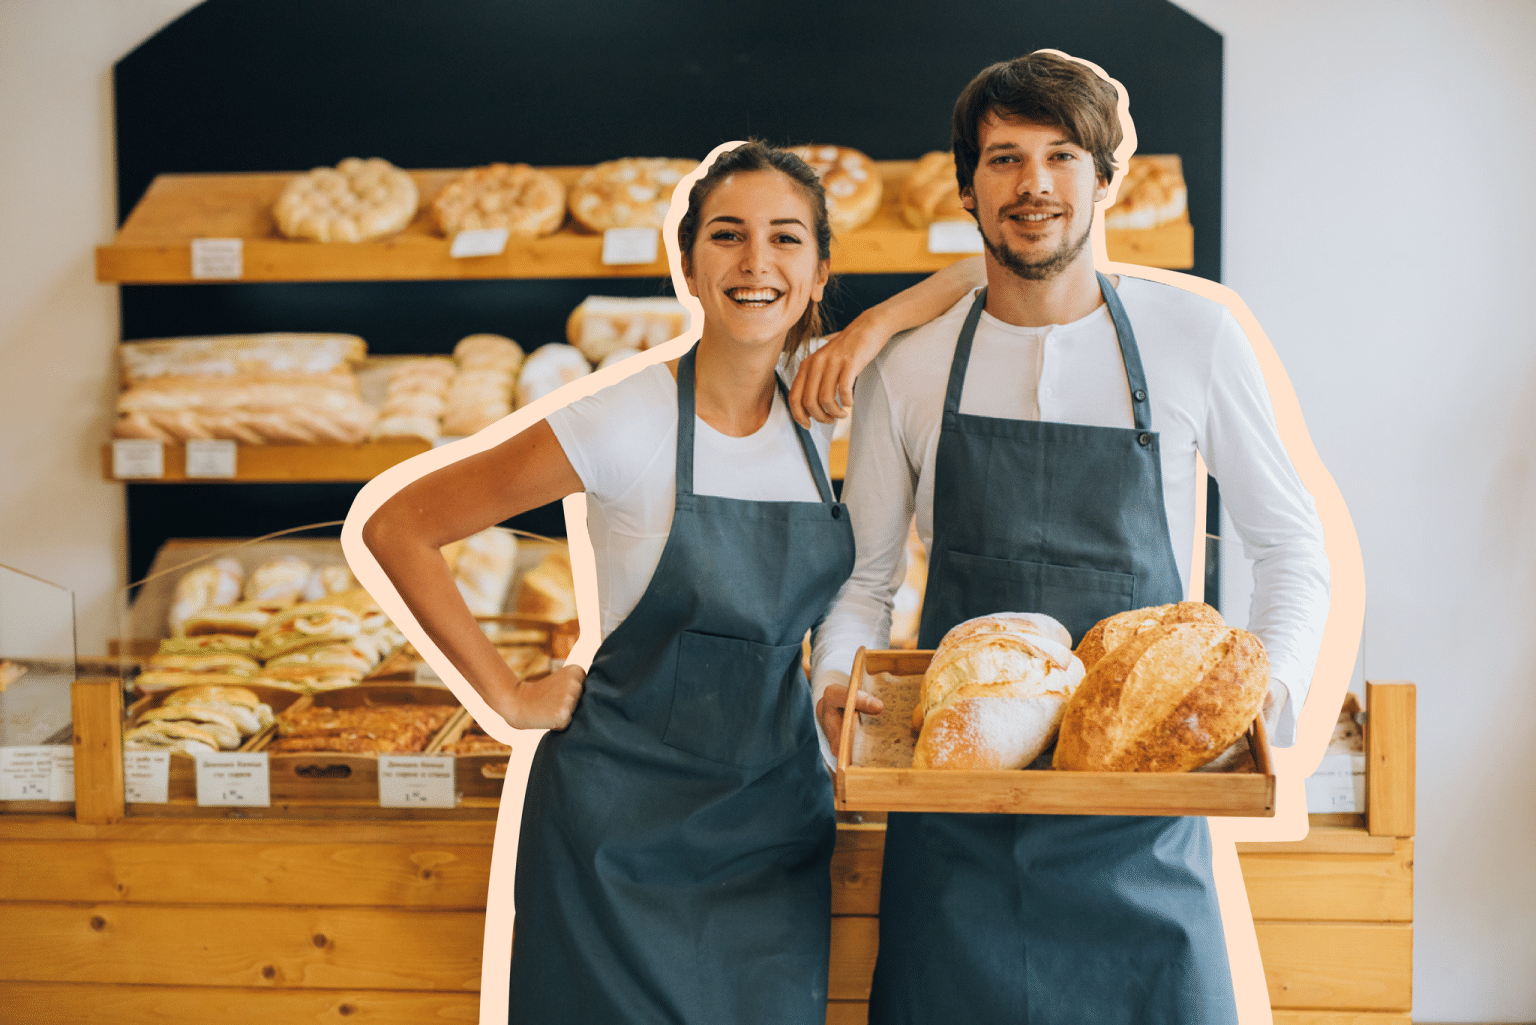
[684,170,829,351]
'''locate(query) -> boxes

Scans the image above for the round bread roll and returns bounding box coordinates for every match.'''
[453,334,524,372]
[1053,622,1269,772]
[1075,601,1224,673]
[899,151,970,228]
[516,344,591,407]
[273,157,419,243]
[432,163,566,237]
[787,145,882,235]
[568,157,698,232]
[912,624,1085,771]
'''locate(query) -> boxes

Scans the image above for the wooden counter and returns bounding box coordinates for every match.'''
[0,683,1413,1023]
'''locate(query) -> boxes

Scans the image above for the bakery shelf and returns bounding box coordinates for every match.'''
[96,161,1191,285]
[101,438,429,483]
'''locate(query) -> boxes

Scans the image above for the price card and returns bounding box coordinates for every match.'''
[0,746,56,800]
[195,752,270,807]
[379,756,456,808]
[49,747,75,802]
[601,227,660,266]
[450,227,510,258]
[1304,752,1366,813]
[184,438,238,478]
[124,750,171,804]
[927,220,984,254]
[112,439,165,479]
[191,237,243,280]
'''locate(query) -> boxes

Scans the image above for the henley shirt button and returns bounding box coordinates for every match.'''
[1138,432,1152,446]
[1134,389,1147,402]
[831,506,843,519]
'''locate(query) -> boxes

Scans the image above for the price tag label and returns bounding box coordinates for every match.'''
[49,747,75,802]
[112,439,164,479]
[195,752,270,807]
[0,746,56,800]
[601,227,660,266]
[124,751,171,804]
[191,237,243,280]
[184,439,238,478]
[926,220,984,254]
[449,227,510,258]
[1304,753,1366,813]
[379,756,455,808]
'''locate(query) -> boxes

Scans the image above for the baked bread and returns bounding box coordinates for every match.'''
[787,145,882,234]
[899,151,969,228]
[144,653,261,678]
[912,612,1084,770]
[370,357,456,442]
[1053,622,1269,772]
[181,599,288,637]
[515,547,577,623]
[568,157,697,232]
[1105,156,1188,230]
[167,558,244,636]
[244,556,312,605]
[273,157,419,243]
[302,564,358,602]
[252,602,364,661]
[454,528,518,616]
[118,334,366,384]
[122,720,221,756]
[1075,601,1224,673]
[432,162,566,237]
[566,296,688,363]
[516,343,590,407]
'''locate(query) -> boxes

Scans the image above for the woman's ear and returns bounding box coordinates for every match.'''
[812,259,830,303]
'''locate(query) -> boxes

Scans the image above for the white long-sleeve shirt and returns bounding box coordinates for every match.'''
[810,277,1329,747]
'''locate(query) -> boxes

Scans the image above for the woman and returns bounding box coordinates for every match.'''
[364,141,875,1024]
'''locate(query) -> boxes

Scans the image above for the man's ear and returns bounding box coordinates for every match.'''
[961,184,975,212]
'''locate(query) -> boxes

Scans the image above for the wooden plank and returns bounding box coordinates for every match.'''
[1240,840,1412,921]
[1256,921,1412,1010]
[71,678,124,825]
[0,981,479,1024]
[1272,1014,1411,1025]
[1105,221,1194,269]
[0,813,498,845]
[828,916,878,1001]
[0,903,483,990]
[830,828,884,916]
[1236,825,1396,856]
[0,840,492,908]
[826,1000,869,1025]
[101,440,430,483]
[1365,682,1415,837]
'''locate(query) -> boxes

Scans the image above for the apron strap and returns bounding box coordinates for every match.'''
[675,345,838,506]
[942,288,989,416]
[1096,272,1152,432]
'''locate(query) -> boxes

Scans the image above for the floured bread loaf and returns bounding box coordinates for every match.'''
[566,296,688,363]
[1105,156,1187,230]
[568,157,697,231]
[516,343,590,407]
[912,612,1084,770]
[274,157,419,243]
[454,528,518,616]
[1053,622,1269,772]
[516,546,577,623]
[1075,601,1224,672]
[900,151,969,228]
[432,162,566,237]
[788,144,882,234]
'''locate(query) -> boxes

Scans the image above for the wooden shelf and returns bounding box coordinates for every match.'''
[101,439,429,482]
[96,162,1192,284]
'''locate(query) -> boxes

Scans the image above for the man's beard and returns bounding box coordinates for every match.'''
[980,213,1092,282]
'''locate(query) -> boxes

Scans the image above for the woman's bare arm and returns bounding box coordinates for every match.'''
[788,255,985,426]
[362,420,586,729]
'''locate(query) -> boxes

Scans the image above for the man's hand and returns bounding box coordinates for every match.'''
[487,663,586,731]
[788,315,892,427]
[816,683,885,750]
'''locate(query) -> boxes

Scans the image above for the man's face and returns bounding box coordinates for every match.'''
[962,113,1108,281]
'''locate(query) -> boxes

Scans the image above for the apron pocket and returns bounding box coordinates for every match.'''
[934,550,1136,645]
[663,630,805,769]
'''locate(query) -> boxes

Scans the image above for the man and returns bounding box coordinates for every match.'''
[803,51,1329,1024]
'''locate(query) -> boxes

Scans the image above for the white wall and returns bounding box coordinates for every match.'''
[0,0,201,654]
[1178,1,1536,1019]
[0,0,1530,1019]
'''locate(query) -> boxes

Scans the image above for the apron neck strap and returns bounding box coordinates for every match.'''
[943,279,1153,431]
[675,345,838,504]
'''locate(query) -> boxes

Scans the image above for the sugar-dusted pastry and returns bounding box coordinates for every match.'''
[567,158,698,232]
[433,162,567,238]
[787,145,883,234]
[273,157,419,243]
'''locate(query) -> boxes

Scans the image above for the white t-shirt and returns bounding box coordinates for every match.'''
[810,277,1330,747]
[547,358,837,640]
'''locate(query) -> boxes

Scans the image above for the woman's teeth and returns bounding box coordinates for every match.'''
[728,288,781,306]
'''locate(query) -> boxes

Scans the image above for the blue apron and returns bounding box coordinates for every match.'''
[508,346,856,1024]
[869,278,1238,1024]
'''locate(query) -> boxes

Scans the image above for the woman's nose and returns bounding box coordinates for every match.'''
[740,235,771,274]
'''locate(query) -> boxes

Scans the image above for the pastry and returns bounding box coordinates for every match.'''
[243,555,312,605]
[567,157,697,232]
[144,653,262,677]
[117,334,366,384]
[122,720,221,756]
[566,296,688,363]
[515,344,590,407]
[273,157,419,243]
[899,151,970,228]
[433,163,566,237]
[156,633,255,658]
[1105,156,1188,230]
[302,564,358,602]
[911,612,1084,770]
[167,557,244,636]
[1074,601,1224,673]
[787,145,882,234]
[1053,622,1269,772]
[181,599,288,637]
[269,703,455,754]
[252,601,364,660]
[515,547,577,623]
[454,528,518,616]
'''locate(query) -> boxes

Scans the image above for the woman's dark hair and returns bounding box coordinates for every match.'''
[677,140,833,355]
[952,51,1123,195]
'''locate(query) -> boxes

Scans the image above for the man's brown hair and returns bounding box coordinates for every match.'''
[951,51,1123,194]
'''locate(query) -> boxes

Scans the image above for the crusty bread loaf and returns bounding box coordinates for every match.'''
[1053,622,1268,772]
[515,547,577,623]
[912,612,1084,770]
[1075,601,1224,673]
[899,151,969,228]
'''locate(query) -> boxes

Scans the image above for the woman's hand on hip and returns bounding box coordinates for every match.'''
[493,663,587,731]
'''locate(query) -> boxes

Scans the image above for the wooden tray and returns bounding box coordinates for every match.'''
[835,648,1274,818]
[433,709,512,800]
